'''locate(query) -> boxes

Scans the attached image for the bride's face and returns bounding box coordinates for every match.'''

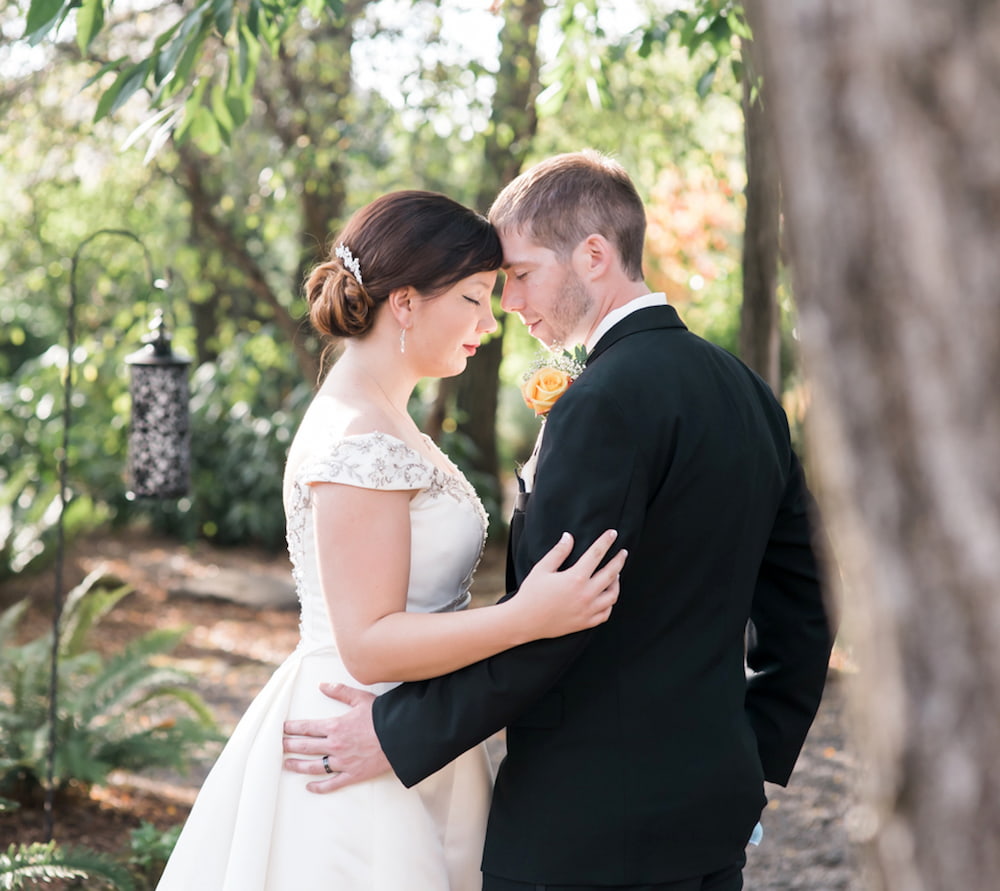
[407,270,498,379]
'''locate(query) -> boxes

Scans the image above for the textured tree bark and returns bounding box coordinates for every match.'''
[746,2,1000,888]
[429,0,544,515]
[739,38,782,392]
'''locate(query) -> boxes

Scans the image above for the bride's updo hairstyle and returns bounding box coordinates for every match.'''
[306,190,503,341]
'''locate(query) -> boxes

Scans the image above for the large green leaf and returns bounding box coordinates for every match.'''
[24,0,67,43]
[188,106,224,154]
[152,18,190,85]
[211,0,234,37]
[75,0,105,53]
[93,59,152,123]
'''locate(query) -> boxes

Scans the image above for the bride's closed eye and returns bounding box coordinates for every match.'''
[463,295,482,306]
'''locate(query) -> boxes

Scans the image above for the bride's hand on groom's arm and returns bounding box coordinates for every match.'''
[512,529,627,639]
[282,683,391,793]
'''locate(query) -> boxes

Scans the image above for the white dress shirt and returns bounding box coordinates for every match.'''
[585,292,668,354]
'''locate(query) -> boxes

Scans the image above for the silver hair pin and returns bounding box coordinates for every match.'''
[335,243,363,286]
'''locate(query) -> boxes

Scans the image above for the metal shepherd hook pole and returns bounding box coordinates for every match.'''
[45,229,156,840]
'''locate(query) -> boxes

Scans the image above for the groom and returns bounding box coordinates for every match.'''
[284,150,833,889]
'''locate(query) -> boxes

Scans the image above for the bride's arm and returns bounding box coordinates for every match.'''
[311,482,625,685]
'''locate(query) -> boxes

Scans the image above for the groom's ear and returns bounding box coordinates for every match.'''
[575,234,614,281]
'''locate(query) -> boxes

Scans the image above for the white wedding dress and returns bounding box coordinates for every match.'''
[157,429,496,891]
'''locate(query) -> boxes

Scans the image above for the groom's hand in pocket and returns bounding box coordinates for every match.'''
[283,683,391,792]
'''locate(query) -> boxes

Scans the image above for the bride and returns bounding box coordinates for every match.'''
[156,191,626,891]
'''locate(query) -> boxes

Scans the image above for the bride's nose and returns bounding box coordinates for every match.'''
[479,302,498,334]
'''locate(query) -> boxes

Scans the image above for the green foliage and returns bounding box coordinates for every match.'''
[127,821,181,887]
[638,1,750,96]
[4,0,754,558]
[1,841,135,890]
[0,568,220,804]
[20,0,346,156]
[0,321,309,571]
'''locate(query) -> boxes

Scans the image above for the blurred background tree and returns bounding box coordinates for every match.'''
[747,1,1000,888]
[2,0,765,576]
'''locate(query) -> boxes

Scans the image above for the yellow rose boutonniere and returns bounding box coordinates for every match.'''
[520,348,586,417]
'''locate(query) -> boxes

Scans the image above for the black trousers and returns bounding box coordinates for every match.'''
[482,856,745,891]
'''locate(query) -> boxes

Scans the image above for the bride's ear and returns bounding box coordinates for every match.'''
[387,287,414,329]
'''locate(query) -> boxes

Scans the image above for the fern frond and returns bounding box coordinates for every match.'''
[78,629,190,723]
[59,568,133,658]
[96,718,221,773]
[135,684,217,726]
[0,841,136,890]
[0,600,29,651]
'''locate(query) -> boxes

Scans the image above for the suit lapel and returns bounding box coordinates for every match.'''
[586,304,687,366]
[505,305,684,596]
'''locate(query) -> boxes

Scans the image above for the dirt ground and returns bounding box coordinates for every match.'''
[1,529,864,889]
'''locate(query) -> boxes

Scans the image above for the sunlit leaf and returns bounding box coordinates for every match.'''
[237,20,261,85]
[24,0,66,41]
[726,9,753,40]
[75,0,105,53]
[246,0,262,35]
[93,59,151,122]
[224,59,252,127]
[188,107,223,154]
[696,61,718,98]
[120,105,176,152]
[143,105,185,164]
[210,82,235,138]
[535,80,569,115]
[154,17,195,85]
[174,77,210,142]
[173,16,213,88]
[226,92,249,127]
[211,0,233,37]
[81,57,127,90]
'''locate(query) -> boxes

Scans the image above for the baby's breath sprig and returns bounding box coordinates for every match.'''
[522,346,586,381]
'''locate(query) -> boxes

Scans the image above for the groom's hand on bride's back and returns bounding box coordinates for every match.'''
[283,683,391,793]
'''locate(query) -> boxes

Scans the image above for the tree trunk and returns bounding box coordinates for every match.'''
[746,2,1000,888]
[432,0,544,510]
[739,37,782,392]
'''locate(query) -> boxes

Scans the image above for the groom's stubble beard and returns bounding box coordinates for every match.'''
[546,268,594,349]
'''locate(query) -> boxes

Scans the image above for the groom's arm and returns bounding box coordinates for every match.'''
[374,382,644,787]
[745,451,834,785]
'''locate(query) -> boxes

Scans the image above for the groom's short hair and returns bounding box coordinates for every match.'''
[488,149,646,281]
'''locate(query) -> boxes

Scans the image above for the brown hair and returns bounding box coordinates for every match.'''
[306,191,503,340]
[488,150,646,281]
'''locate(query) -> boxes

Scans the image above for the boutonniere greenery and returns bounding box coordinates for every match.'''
[520,346,587,417]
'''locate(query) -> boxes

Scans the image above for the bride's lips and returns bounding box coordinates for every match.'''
[463,344,478,356]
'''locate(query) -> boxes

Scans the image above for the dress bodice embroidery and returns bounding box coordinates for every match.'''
[284,431,488,649]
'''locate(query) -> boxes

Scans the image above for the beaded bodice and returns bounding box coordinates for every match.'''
[284,431,488,650]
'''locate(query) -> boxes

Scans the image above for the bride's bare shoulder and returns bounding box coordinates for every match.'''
[302,389,406,443]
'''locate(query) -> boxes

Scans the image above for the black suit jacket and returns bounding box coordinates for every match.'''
[372,305,832,885]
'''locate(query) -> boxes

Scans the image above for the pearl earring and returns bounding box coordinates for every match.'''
[400,328,406,354]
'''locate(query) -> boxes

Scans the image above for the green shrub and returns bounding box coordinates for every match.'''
[127,821,181,888]
[0,568,220,804]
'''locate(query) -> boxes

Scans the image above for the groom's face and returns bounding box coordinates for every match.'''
[499,229,594,348]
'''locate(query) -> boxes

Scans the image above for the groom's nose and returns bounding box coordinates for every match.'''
[500,277,522,313]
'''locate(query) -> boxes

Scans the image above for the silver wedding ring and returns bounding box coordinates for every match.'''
[322,754,334,775]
